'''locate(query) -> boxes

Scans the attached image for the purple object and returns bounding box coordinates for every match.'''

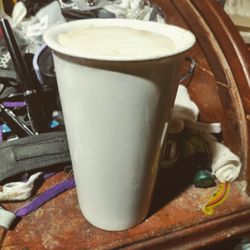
[0,125,2,142]
[15,177,75,217]
[3,101,26,108]
[43,172,57,180]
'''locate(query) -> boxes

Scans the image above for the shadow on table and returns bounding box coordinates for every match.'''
[149,159,197,215]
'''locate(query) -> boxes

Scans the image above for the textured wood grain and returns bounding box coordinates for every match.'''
[171,0,250,185]
[1,0,250,249]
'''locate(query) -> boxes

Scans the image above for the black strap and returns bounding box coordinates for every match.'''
[0,131,71,183]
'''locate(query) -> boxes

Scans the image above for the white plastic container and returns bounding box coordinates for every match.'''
[44,18,195,231]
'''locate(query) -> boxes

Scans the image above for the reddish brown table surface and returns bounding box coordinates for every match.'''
[1,1,250,249]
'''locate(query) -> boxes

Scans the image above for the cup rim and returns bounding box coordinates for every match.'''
[44,18,196,62]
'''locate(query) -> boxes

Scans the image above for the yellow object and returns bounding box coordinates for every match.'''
[202,183,231,215]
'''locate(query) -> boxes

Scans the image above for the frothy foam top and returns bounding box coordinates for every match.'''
[58,25,176,59]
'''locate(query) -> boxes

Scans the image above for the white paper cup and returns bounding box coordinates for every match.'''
[44,18,195,231]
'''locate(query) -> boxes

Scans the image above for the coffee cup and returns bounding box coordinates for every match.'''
[44,18,195,231]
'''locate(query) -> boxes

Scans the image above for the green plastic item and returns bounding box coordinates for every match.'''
[193,169,216,188]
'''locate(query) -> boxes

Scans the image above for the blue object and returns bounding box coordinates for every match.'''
[50,120,59,128]
[1,124,11,133]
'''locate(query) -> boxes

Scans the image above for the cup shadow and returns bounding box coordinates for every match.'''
[149,159,197,215]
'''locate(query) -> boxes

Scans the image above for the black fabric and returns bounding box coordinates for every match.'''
[0,131,71,182]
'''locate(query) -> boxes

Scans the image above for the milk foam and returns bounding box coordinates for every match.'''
[58,25,176,58]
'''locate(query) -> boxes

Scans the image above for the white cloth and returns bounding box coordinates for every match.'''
[104,0,165,22]
[168,84,199,133]
[205,134,241,183]
[9,1,66,53]
[0,172,42,201]
[172,84,199,121]
[9,1,27,28]
[170,84,241,183]
[169,85,221,134]
[0,206,16,229]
